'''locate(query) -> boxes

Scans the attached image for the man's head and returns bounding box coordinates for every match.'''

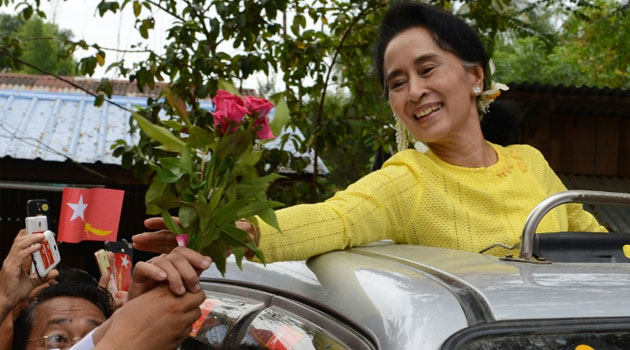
[12,281,114,350]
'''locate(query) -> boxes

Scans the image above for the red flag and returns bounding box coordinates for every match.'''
[58,187,124,243]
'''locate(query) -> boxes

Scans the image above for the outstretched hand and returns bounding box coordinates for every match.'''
[132,217,258,255]
[0,230,58,311]
[132,217,179,254]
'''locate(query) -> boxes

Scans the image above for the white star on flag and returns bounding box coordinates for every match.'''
[66,195,88,221]
[120,255,130,269]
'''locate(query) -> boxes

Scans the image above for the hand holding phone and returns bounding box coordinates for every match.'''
[0,230,58,311]
[96,242,133,293]
[25,216,61,278]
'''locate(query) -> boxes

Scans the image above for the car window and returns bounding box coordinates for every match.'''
[442,318,630,350]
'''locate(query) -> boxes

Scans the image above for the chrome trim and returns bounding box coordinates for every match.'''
[519,190,630,261]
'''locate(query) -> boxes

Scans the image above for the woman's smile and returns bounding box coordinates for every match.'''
[384,26,483,145]
[413,102,443,120]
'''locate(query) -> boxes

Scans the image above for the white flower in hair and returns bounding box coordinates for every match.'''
[477,81,509,114]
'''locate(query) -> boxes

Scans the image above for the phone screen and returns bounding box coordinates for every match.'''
[104,242,133,292]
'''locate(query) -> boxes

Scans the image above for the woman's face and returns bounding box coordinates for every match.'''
[384,27,483,145]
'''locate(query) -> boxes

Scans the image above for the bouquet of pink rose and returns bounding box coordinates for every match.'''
[131,85,288,274]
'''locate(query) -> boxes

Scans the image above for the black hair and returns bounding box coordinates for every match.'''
[55,268,99,286]
[12,281,114,350]
[374,1,489,96]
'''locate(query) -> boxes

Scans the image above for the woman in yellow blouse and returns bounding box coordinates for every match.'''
[134,1,606,261]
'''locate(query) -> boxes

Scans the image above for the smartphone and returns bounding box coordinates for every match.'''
[95,249,117,295]
[25,216,60,277]
[27,199,50,217]
[26,199,52,229]
[104,241,133,292]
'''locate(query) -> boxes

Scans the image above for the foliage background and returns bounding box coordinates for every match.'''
[1,0,628,205]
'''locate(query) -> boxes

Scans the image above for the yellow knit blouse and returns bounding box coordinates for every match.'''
[258,143,606,262]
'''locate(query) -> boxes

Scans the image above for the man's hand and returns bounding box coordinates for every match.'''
[94,284,205,350]
[97,251,128,309]
[0,230,58,312]
[132,218,179,254]
[128,247,211,300]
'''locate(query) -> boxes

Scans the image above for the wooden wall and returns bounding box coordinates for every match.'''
[521,113,630,177]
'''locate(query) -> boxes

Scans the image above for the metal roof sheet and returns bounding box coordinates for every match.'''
[0,72,258,97]
[559,173,630,232]
[0,72,164,97]
[0,89,328,174]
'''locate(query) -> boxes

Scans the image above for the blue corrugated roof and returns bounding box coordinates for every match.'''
[0,89,328,174]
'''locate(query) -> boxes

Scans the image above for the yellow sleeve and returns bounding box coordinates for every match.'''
[525,146,607,233]
[257,157,418,262]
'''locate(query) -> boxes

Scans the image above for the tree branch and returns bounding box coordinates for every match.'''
[144,0,185,22]
[310,0,389,201]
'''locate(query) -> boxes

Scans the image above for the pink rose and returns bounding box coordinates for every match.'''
[175,234,189,247]
[253,114,274,140]
[212,90,249,135]
[245,96,274,119]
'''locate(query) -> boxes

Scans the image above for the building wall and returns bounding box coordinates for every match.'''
[520,113,630,177]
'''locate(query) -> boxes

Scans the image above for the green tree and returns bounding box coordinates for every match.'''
[0,14,77,75]
[0,13,24,71]
[0,0,600,204]
[494,0,630,88]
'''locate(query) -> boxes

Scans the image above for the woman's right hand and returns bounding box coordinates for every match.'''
[132,217,259,254]
[132,217,180,254]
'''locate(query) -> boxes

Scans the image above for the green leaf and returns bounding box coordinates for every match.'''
[96,79,112,98]
[156,157,182,183]
[215,131,251,160]
[161,120,185,131]
[133,1,141,16]
[270,96,289,138]
[218,80,240,96]
[193,197,212,219]
[236,200,283,219]
[202,240,227,276]
[145,179,180,211]
[231,245,246,270]
[94,94,105,107]
[21,6,33,20]
[214,199,247,227]
[180,147,193,174]
[161,210,183,235]
[163,86,191,126]
[238,148,262,166]
[258,207,282,233]
[132,113,186,153]
[188,126,214,148]
[235,173,284,196]
[178,204,197,228]
[146,180,168,204]
[223,225,265,263]
[156,167,182,183]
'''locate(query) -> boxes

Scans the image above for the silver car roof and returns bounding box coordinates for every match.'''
[201,243,630,350]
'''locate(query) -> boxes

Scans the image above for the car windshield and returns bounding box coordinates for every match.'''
[442,318,630,350]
